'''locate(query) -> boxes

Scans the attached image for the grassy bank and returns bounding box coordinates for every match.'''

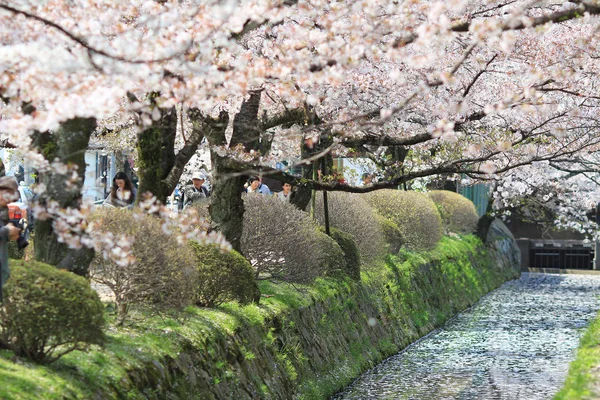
[555,312,600,400]
[0,235,519,399]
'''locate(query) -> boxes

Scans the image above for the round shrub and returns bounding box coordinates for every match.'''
[327,228,360,281]
[313,192,386,265]
[375,214,404,254]
[89,208,197,324]
[191,242,259,307]
[365,189,443,251]
[428,190,479,234]
[0,260,105,364]
[242,195,331,283]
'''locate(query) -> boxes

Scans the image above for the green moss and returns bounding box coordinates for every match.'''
[555,313,600,399]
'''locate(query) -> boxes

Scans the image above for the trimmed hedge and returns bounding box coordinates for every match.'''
[327,228,361,281]
[191,242,259,307]
[375,214,404,254]
[0,260,105,364]
[366,190,443,251]
[243,195,339,283]
[314,192,386,265]
[315,230,347,279]
[428,190,479,234]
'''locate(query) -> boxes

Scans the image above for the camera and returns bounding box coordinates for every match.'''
[15,218,29,250]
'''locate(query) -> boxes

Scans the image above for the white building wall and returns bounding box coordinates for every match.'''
[82,151,102,202]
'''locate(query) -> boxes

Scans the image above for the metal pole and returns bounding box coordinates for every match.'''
[310,160,317,220]
[322,158,330,236]
[595,240,600,270]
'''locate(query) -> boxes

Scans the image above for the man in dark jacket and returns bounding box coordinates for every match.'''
[179,173,210,210]
[0,177,22,301]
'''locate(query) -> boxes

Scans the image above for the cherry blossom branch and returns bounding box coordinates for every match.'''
[462,54,498,98]
[537,87,600,101]
[0,3,193,64]
[470,1,519,17]
[393,1,600,48]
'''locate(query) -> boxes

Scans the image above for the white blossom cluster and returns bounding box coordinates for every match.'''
[136,195,231,251]
[492,162,600,239]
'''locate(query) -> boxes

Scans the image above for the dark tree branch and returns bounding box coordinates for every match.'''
[341,132,432,147]
[0,3,193,64]
[462,54,498,98]
[393,1,600,48]
[538,86,600,100]
[261,107,306,131]
[163,108,229,190]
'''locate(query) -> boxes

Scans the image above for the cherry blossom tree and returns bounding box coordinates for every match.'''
[489,159,600,239]
[2,0,600,258]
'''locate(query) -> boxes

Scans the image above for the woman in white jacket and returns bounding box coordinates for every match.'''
[103,172,136,209]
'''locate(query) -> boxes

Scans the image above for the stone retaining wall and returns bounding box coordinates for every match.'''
[120,226,520,399]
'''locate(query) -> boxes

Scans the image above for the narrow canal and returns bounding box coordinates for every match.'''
[332,273,600,400]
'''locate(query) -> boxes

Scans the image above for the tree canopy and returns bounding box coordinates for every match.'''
[2,0,600,252]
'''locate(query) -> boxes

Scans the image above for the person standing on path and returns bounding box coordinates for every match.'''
[246,176,271,195]
[179,173,210,210]
[0,177,22,301]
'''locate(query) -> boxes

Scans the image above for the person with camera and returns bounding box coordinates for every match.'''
[0,177,22,301]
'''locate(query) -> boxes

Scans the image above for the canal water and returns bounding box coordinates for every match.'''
[332,273,600,400]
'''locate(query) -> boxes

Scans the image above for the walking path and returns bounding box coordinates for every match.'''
[333,273,600,399]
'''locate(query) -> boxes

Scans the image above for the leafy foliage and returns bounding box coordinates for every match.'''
[89,208,197,324]
[0,260,105,364]
[242,195,337,283]
[366,190,443,251]
[428,190,479,234]
[191,242,259,307]
[313,192,385,265]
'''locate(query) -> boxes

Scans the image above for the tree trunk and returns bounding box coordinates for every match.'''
[136,106,178,204]
[209,157,246,252]
[208,91,262,252]
[135,103,224,205]
[292,133,333,211]
[33,117,96,276]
